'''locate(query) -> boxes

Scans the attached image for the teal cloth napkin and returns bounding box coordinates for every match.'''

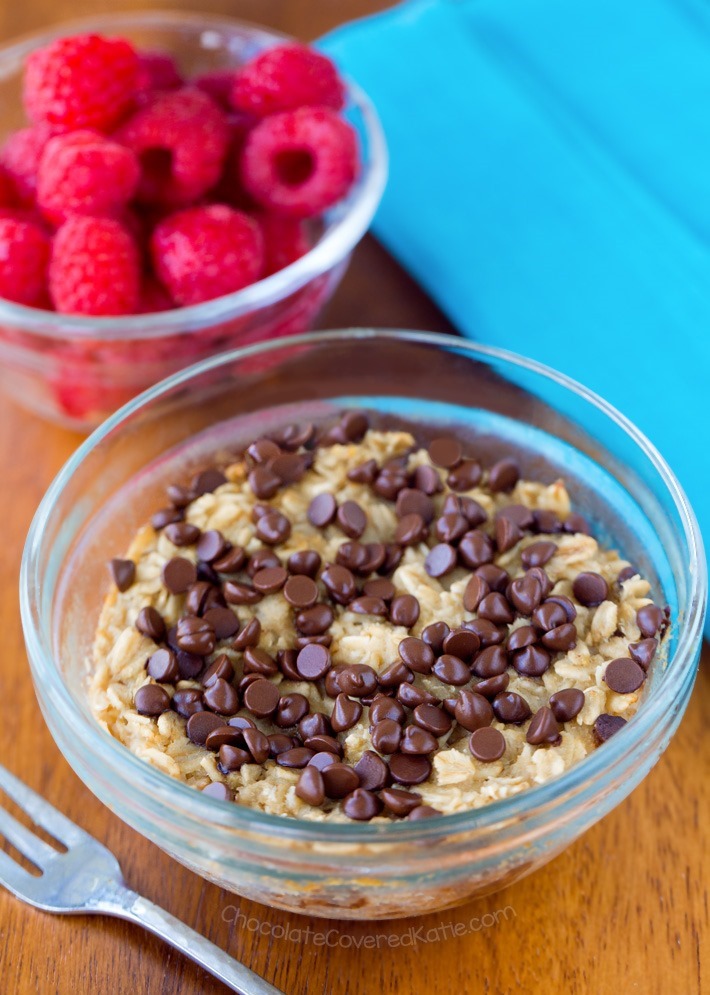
[321,0,709,628]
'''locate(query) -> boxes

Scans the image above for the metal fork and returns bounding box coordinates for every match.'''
[0,764,284,995]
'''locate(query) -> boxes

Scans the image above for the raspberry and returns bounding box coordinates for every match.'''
[136,51,183,93]
[23,34,140,132]
[1,123,56,203]
[49,216,140,315]
[232,44,345,116]
[117,89,229,206]
[151,204,264,306]
[37,130,140,225]
[0,217,50,306]
[240,107,358,218]
[194,70,238,111]
[258,213,310,276]
[138,277,174,313]
[0,165,16,206]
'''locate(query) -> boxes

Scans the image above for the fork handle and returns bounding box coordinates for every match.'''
[102,886,285,995]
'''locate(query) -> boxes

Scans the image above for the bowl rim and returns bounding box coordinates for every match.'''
[0,10,388,340]
[20,328,707,843]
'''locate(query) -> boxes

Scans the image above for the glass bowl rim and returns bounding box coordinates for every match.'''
[20,328,707,844]
[0,10,388,341]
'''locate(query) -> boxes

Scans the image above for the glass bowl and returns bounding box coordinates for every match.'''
[0,12,387,430]
[20,330,706,920]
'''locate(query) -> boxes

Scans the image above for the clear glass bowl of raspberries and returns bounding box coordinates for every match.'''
[0,12,386,429]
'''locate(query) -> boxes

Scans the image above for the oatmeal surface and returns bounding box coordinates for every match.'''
[89,420,665,822]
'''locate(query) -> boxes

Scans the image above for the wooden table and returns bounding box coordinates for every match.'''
[0,2,708,993]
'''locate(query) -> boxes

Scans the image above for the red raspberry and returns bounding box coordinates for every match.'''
[194,70,237,111]
[49,217,140,315]
[23,34,140,132]
[151,204,264,306]
[240,107,358,218]
[0,217,50,306]
[138,277,174,313]
[117,88,229,207]
[37,131,140,225]
[258,213,310,276]
[0,165,16,206]
[1,123,57,203]
[136,51,183,93]
[232,44,345,116]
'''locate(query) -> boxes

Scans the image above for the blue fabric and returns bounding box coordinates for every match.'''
[321,0,710,629]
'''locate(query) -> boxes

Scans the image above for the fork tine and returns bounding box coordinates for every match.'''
[0,764,92,848]
[0,802,58,869]
[0,847,38,897]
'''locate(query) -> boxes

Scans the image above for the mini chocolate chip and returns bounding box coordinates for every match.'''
[521,541,557,569]
[196,530,228,564]
[495,516,524,554]
[348,596,388,616]
[396,513,428,546]
[435,513,468,545]
[401,726,438,755]
[463,575,489,612]
[475,564,509,593]
[330,693,363,732]
[412,702,452,737]
[531,509,562,533]
[378,661,414,688]
[377,543,403,576]
[442,628,480,661]
[276,747,315,769]
[296,643,332,680]
[217,744,251,770]
[232,616,261,650]
[166,483,194,509]
[304,734,342,756]
[472,645,509,678]
[564,512,592,535]
[428,436,462,468]
[287,549,321,578]
[363,578,396,601]
[271,451,311,484]
[371,718,402,754]
[134,683,170,716]
[269,421,315,450]
[540,621,578,653]
[308,751,339,771]
[478,592,514,625]
[380,787,423,816]
[549,688,585,722]
[473,673,510,699]
[206,725,243,751]
[267,734,298,757]
[338,665,378,698]
[389,753,432,785]
[224,581,262,606]
[432,654,470,686]
[191,469,227,496]
[572,571,609,607]
[389,594,420,628]
[492,691,531,724]
[295,603,334,635]
[308,492,337,528]
[593,713,627,744]
[252,565,288,594]
[238,727,269,764]
[637,604,665,638]
[543,594,577,621]
[347,459,378,484]
[175,650,203,680]
[421,621,450,654]
[203,606,240,640]
[152,507,183,530]
[447,459,482,492]
[617,565,638,585]
[526,706,561,745]
[454,690,493,732]
[507,625,538,652]
[186,710,224,745]
[243,647,279,677]
[172,688,204,718]
[201,781,233,801]
[337,500,367,539]
[243,679,280,718]
[280,574,317,609]
[322,763,361,799]
[532,601,568,632]
[184,581,214,616]
[370,696,406,725]
[202,654,234,687]
[136,606,166,642]
[256,510,291,545]
[398,637,435,674]
[248,465,281,500]
[162,557,197,595]
[321,564,357,605]
[508,574,545,616]
[512,644,551,677]
[488,458,519,492]
[146,648,179,683]
[203,677,239,715]
[605,657,646,693]
[246,438,281,465]
[397,683,438,709]
[296,766,325,805]
[458,530,494,569]
[413,464,443,495]
[469,726,506,761]
[353,751,390,791]
[424,543,457,578]
[335,540,370,574]
[407,805,441,820]
[109,558,135,592]
[628,637,658,671]
[176,616,215,656]
[396,488,436,523]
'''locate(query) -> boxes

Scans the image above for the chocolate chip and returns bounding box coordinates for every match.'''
[592,713,627,744]
[295,603,334,635]
[146,648,179,683]
[348,596,388,616]
[637,604,665,637]
[338,665,378,698]
[276,747,315,769]
[206,725,243,751]
[396,488,436,523]
[232,616,261,650]
[472,645,508,678]
[473,673,509,699]
[526,706,561,745]
[432,654,470,686]
[389,753,431,785]
[454,690,493,732]
[172,688,204,718]
[412,703,452,737]
[248,465,281,499]
[572,571,608,607]
[363,578,396,601]
[469,726,506,761]
[380,787,422,816]
[532,509,562,533]
[447,459,482,492]
[202,605,240,640]
[628,638,657,671]
[271,451,311,485]
[176,615,215,656]
[246,438,281,465]
[186,710,225,745]
[617,565,638,585]
[508,574,545,616]
[348,459,378,484]
[564,512,591,535]
[475,563,509,592]
[184,580,215,616]
[303,735,342,756]
[442,628,480,660]
[478,592,514,625]
[227,715,257,731]
[175,650,203,680]
[413,464,443,495]
[166,483,194,509]
[401,726,438,755]
[134,683,170,716]
[191,469,227,496]
[371,718,402,754]
[308,751,339,771]
[549,688,585,722]
[369,696,406,725]
[424,543,457,578]
[458,530,494,569]
[421,621,450,654]
[428,436,462,468]
[407,805,441,820]
[308,492,337,528]
[286,549,321,579]
[463,575,489,612]
[109,558,135,592]
[336,500,367,539]
[241,727,270,764]
[217,744,251,770]
[195,530,228,564]
[495,516,524,554]
[512,644,551,677]
[397,683,437,709]
[280,574,317,609]
[322,763,360,799]
[378,661,414,688]
[605,657,646,693]
[296,643,332,680]
[532,600,568,632]
[268,733,298,757]
[435,513,468,545]
[353,751,390,791]
[136,606,166,642]
[540,623,577,653]
[201,781,233,802]
[252,565,288,594]
[377,543,403,575]
[398,637,434,674]
[256,510,291,545]
[331,693,363,732]
[335,540,370,574]
[488,458,519,493]
[521,541,556,569]
[492,691,531,724]
[321,564,357,605]
[203,677,239,715]
[396,513,428,546]
[162,557,197,594]
[243,647,278,677]
[269,421,315,450]
[202,654,234,687]
[243,679,280,718]
[224,581,262,606]
[296,766,325,805]
[152,507,183,530]
[247,548,280,577]
[389,594,420,628]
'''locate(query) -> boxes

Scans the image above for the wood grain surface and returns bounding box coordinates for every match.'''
[0,3,707,993]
